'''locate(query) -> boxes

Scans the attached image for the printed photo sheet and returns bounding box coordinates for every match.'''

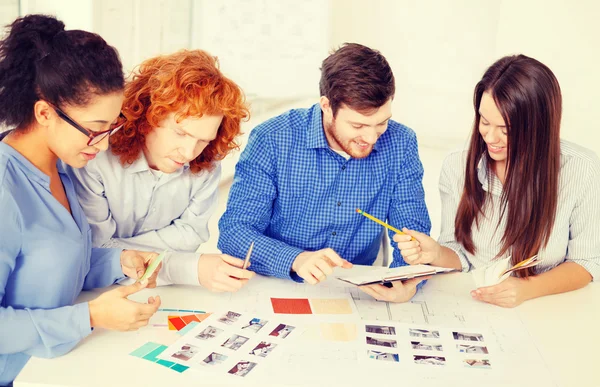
[158,309,301,379]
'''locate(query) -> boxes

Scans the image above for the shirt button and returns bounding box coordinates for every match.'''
[337,202,341,206]
[341,166,346,170]
[152,208,156,212]
[332,231,337,236]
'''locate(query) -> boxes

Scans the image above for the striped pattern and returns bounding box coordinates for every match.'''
[438,140,600,280]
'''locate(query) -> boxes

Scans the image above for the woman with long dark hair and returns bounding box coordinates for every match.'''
[396,55,599,307]
[0,15,161,385]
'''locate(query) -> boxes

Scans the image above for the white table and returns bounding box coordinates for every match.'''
[14,267,600,387]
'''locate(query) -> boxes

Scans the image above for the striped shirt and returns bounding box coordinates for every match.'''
[439,140,600,280]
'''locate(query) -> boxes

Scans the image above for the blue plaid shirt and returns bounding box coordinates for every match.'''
[218,103,431,281]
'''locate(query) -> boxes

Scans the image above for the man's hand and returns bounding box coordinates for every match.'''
[198,254,255,292]
[291,248,352,284]
[359,276,430,303]
[120,250,161,288]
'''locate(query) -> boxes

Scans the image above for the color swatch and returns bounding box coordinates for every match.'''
[168,313,210,331]
[129,342,188,373]
[270,298,354,315]
[177,321,200,336]
[152,308,206,328]
[270,298,312,314]
[311,298,353,314]
[320,323,358,342]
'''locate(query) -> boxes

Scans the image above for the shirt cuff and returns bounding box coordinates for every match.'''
[273,245,304,282]
[159,252,200,286]
[75,302,94,338]
[440,241,471,272]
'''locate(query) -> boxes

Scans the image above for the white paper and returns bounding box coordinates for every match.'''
[157,309,302,380]
[471,257,512,288]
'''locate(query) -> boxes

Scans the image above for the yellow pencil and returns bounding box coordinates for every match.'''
[355,208,412,239]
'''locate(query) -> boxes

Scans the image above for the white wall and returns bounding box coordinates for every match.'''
[331,0,500,149]
[495,0,600,156]
[0,0,20,29]
[331,0,600,154]
[19,0,93,31]
[10,0,599,154]
[92,0,192,75]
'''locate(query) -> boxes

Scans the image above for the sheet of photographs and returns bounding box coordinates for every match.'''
[158,309,300,379]
[360,321,494,371]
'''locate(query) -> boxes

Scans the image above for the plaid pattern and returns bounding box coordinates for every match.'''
[218,104,431,281]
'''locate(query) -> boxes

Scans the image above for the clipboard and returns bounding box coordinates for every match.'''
[336,264,456,287]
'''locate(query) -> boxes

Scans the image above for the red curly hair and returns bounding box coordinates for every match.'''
[110,49,249,173]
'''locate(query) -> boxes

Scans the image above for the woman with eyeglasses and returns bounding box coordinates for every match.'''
[394,55,599,308]
[66,49,255,292]
[0,15,162,386]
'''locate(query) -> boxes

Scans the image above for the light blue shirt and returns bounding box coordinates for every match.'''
[0,140,124,386]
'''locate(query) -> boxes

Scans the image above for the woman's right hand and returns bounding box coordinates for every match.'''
[88,280,161,331]
[393,228,442,265]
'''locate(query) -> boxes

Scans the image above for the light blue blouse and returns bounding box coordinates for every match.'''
[0,141,124,386]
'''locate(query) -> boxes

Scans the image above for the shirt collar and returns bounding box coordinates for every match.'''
[477,156,503,196]
[305,103,380,152]
[125,153,151,174]
[0,141,51,187]
[124,152,190,174]
[306,104,329,149]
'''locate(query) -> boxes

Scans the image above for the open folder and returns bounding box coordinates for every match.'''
[472,255,539,287]
[337,264,456,286]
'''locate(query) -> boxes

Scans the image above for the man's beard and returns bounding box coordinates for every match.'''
[325,119,374,159]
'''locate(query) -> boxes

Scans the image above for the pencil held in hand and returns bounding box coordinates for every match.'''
[355,208,412,240]
[243,242,254,270]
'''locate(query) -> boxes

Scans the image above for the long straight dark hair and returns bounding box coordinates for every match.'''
[455,55,562,277]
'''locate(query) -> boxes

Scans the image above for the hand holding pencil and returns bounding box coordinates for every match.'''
[196,250,255,293]
[355,208,438,265]
[393,229,442,266]
[355,209,409,236]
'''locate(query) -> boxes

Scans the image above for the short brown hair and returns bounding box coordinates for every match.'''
[319,43,395,116]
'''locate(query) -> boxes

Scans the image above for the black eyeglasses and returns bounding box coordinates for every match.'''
[51,104,126,146]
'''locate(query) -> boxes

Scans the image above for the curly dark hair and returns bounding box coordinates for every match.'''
[0,14,124,130]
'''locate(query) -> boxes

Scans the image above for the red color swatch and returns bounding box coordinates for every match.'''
[181,314,201,325]
[168,316,186,331]
[270,298,313,314]
[168,313,210,331]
